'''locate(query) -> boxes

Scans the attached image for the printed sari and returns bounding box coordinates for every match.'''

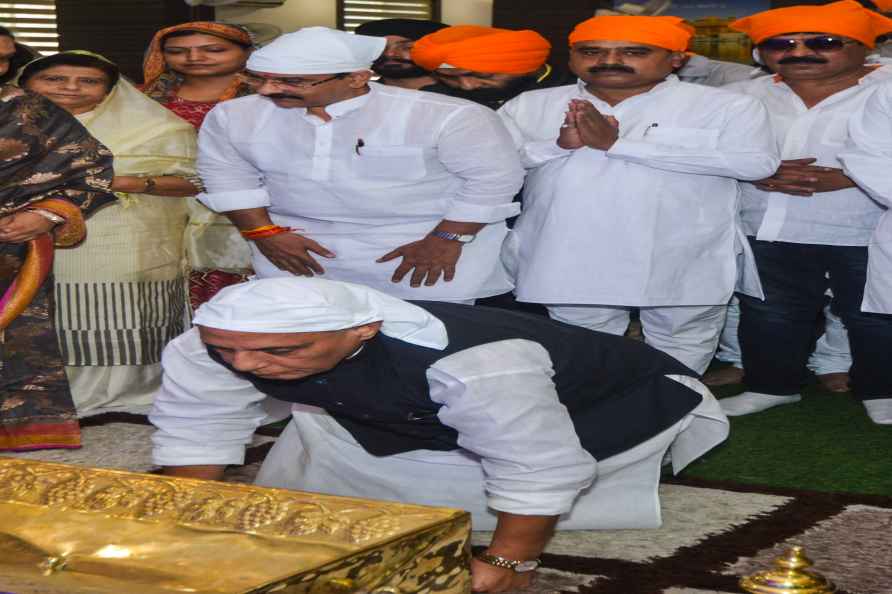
[0,86,115,450]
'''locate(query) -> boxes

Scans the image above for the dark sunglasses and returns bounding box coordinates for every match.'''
[758,36,857,53]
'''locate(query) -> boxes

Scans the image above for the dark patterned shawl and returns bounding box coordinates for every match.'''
[0,86,115,217]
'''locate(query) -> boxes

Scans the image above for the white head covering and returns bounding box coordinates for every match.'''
[193,278,449,350]
[246,26,386,75]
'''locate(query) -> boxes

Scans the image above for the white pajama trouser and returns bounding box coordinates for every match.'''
[67,364,161,417]
[546,304,727,374]
[715,296,852,375]
[254,375,729,531]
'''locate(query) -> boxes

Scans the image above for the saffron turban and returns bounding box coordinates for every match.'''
[193,278,449,350]
[411,25,551,75]
[874,0,892,13]
[355,18,448,41]
[247,26,386,75]
[568,16,695,52]
[730,0,892,48]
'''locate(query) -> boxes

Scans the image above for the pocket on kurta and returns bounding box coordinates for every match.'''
[352,145,427,180]
[643,126,719,149]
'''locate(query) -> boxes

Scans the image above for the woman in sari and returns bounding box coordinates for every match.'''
[143,22,254,309]
[0,84,115,450]
[20,51,198,415]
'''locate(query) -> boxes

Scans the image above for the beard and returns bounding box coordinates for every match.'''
[439,75,538,107]
[372,58,429,79]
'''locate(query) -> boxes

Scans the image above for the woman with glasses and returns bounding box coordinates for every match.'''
[717,1,892,424]
[142,22,255,309]
[20,51,198,415]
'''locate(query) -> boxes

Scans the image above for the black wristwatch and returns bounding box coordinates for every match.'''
[476,553,540,573]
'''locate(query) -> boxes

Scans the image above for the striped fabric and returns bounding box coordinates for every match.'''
[55,279,186,366]
[0,0,60,56]
[340,0,437,32]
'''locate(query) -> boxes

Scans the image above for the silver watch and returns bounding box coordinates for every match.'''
[476,553,540,573]
[430,230,476,243]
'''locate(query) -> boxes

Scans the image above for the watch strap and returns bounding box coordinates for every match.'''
[430,230,475,243]
[476,553,540,573]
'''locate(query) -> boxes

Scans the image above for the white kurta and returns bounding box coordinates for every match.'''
[197,83,525,301]
[498,76,779,306]
[150,330,729,529]
[839,81,892,314]
[728,66,892,246]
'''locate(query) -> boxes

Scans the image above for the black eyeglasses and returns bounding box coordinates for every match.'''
[237,72,347,88]
[758,36,858,53]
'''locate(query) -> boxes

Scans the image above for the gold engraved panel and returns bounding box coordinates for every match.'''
[0,457,471,594]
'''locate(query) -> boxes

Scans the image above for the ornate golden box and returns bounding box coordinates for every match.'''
[0,457,471,594]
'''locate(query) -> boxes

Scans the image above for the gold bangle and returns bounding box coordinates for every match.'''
[26,207,66,225]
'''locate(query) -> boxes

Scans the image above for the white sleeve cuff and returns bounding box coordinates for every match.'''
[198,188,271,213]
[151,444,247,467]
[605,137,651,161]
[521,140,574,167]
[443,201,520,223]
[487,482,592,516]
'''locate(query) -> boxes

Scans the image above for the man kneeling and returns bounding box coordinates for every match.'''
[150,278,728,593]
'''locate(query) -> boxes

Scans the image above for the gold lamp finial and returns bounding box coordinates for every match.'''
[740,546,836,594]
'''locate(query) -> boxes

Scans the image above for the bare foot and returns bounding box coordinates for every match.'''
[817,372,850,393]
[702,365,745,387]
[625,320,643,341]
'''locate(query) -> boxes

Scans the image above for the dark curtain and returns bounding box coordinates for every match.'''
[56,0,214,83]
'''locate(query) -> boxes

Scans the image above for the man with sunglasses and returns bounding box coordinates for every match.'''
[196,27,524,304]
[716,1,892,423]
[498,14,778,375]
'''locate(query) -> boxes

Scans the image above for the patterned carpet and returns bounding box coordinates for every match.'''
[5,413,891,594]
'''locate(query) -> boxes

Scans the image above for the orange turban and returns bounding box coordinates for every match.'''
[872,0,892,12]
[568,16,694,52]
[730,0,892,48]
[411,25,551,75]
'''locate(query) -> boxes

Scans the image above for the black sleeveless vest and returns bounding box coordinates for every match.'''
[210,302,702,460]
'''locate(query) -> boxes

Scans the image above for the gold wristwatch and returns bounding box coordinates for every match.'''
[476,553,540,573]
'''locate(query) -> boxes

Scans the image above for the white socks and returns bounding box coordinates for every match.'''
[863,399,892,425]
[719,391,801,417]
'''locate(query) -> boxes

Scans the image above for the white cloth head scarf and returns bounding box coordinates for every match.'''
[193,278,449,350]
[246,26,386,75]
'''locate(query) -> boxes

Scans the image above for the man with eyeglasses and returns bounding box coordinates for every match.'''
[715,1,892,423]
[497,14,778,375]
[196,27,524,304]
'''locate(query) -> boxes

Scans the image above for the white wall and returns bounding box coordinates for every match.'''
[218,0,493,32]
[217,1,336,29]
[442,0,493,25]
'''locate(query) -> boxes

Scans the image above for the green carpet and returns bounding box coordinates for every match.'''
[679,375,892,496]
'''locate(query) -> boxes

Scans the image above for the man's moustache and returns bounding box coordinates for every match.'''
[778,56,828,65]
[589,65,636,73]
[266,93,304,100]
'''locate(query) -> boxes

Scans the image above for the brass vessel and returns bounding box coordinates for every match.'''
[740,546,836,594]
[0,457,471,594]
